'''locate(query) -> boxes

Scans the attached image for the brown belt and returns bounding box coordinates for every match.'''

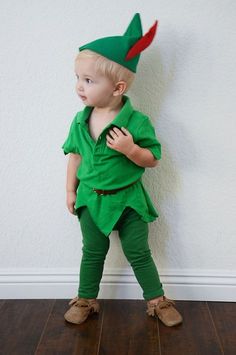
[93,179,139,195]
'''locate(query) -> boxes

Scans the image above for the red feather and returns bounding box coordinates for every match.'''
[125,20,158,61]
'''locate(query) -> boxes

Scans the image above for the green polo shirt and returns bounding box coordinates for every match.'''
[61,95,162,236]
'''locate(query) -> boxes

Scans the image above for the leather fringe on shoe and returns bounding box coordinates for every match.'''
[68,296,100,313]
[146,297,175,317]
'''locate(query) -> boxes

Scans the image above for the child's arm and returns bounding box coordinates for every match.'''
[66,153,81,192]
[66,153,81,214]
[106,127,159,168]
[126,144,159,168]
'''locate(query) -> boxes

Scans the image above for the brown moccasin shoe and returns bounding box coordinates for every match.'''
[146,296,183,327]
[64,296,100,324]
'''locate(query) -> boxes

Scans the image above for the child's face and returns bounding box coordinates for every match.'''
[75,56,117,107]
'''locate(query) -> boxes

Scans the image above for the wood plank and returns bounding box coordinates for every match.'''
[0,299,6,310]
[0,299,7,309]
[35,299,104,355]
[98,299,160,355]
[208,302,236,355]
[159,301,223,355]
[0,299,55,355]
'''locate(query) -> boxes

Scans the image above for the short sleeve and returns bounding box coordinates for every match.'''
[136,118,162,160]
[61,114,80,155]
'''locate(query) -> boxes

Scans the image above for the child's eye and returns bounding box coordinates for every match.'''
[86,78,93,84]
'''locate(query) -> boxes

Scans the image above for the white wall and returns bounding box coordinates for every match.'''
[0,0,235,300]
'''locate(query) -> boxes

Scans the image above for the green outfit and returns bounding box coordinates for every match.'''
[78,206,164,300]
[61,95,161,236]
[62,94,164,300]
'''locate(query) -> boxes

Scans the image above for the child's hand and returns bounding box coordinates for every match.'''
[106,127,135,155]
[66,191,77,215]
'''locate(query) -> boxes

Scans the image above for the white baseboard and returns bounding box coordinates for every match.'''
[0,267,235,301]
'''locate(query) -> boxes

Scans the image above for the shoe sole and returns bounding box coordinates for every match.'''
[154,314,183,327]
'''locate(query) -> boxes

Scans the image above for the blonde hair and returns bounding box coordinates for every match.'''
[75,49,135,92]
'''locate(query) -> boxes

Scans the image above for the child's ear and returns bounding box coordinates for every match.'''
[113,81,127,96]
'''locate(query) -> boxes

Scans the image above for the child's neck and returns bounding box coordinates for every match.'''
[93,96,124,116]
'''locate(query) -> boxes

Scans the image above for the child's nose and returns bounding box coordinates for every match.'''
[77,81,84,91]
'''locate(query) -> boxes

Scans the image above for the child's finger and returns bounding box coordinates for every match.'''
[106,135,114,145]
[108,130,117,139]
[121,127,130,136]
[112,127,122,136]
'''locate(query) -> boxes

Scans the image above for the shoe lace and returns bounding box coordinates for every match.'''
[146,297,175,316]
[158,299,175,309]
[69,297,99,312]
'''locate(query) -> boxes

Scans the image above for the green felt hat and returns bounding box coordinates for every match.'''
[78,13,158,73]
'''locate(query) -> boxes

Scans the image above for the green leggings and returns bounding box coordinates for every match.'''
[77,206,164,300]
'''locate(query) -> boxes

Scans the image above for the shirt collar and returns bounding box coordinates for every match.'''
[76,95,134,129]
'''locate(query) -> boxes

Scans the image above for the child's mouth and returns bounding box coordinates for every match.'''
[79,95,87,101]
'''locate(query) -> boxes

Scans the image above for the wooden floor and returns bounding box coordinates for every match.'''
[0,299,235,355]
